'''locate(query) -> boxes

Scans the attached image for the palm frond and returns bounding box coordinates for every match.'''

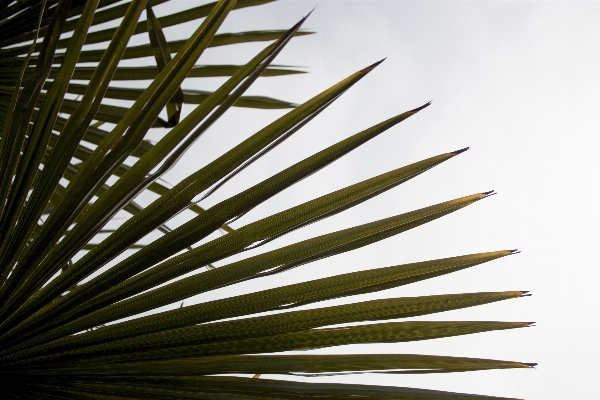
[0,0,533,398]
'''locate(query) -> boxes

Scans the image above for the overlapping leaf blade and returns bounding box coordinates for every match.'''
[0,15,314,329]
[2,291,526,366]
[0,251,512,359]
[1,163,481,345]
[2,0,239,315]
[0,0,153,307]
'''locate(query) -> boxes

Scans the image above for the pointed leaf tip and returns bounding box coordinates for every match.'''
[362,58,386,72]
[509,249,520,254]
[527,322,536,327]
[284,15,311,38]
[482,190,496,198]
[409,101,432,113]
[297,9,314,27]
[451,147,469,155]
[273,12,314,49]
[523,362,538,368]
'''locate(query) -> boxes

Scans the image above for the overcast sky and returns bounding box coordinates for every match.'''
[118,1,600,399]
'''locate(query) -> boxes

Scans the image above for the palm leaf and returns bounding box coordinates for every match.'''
[32,353,534,376]
[0,1,533,398]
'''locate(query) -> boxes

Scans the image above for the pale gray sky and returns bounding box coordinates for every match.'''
[107,1,600,398]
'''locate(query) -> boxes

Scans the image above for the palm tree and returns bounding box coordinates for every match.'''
[0,0,534,398]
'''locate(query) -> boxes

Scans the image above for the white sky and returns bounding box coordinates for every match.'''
[109,1,600,399]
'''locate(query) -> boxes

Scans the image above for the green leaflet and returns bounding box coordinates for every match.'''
[6,3,297,306]
[4,291,525,365]
[80,244,145,252]
[0,376,526,399]
[60,15,307,262]
[0,1,123,47]
[0,63,302,92]
[61,0,239,180]
[15,102,429,336]
[62,83,297,109]
[0,0,54,267]
[80,191,489,329]
[57,97,171,127]
[155,1,208,123]
[0,196,494,353]
[2,0,237,318]
[0,0,77,304]
[14,54,376,323]
[26,321,531,366]
[2,16,309,65]
[74,30,314,64]
[32,353,534,376]
[4,147,459,342]
[0,18,307,333]
[1,251,513,357]
[50,64,304,81]
[0,0,278,54]
[0,0,73,231]
[0,0,152,308]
